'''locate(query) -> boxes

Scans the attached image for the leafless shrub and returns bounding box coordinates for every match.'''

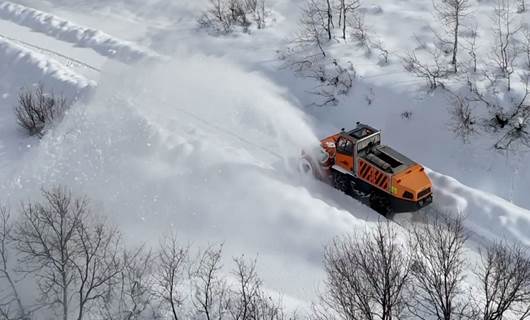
[13,187,122,320]
[0,207,28,320]
[403,48,450,90]
[370,39,391,65]
[475,240,530,320]
[316,222,411,320]
[407,215,471,320]
[198,0,267,34]
[401,111,413,120]
[155,236,190,320]
[449,94,477,142]
[15,85,68,138]
[306,60,355,106]
[464,77,530,150]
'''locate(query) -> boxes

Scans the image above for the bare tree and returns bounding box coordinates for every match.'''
[337,0,360,40]
[317,223,411,320]
[476,241,530,320]
[464,24,479,73]
[228,256,262,320]
[491,0,522,91]
[228,256,290,320]
[192,245,230,320]
[13,187,122,320]
[15,85,68,138]
[407,216,470,320]
[155,236,189,320]
[254,0,266,29]
[0,207,27,320]
[98,247,156,320]
[350,11,369,46]
[325,0,334,40]
[295,1,330,57]
[432,0,472,73]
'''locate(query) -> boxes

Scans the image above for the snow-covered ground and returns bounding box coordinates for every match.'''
[0,0,529,312]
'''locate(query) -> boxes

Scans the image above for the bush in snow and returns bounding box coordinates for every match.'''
[465,76,530,151]
[449,93,477,142]
[197,0,267,34]
[402,46,451,90]
[15,85,69,138]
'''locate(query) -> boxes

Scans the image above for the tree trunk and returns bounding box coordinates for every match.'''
[326,0,333,40]
[452,13,459,73]
[342,2,347,40]
[62,271,68,320]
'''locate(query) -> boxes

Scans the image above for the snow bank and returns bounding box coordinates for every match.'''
[0,37,94,96]
[0,1,157,63]
[430,170,530,246]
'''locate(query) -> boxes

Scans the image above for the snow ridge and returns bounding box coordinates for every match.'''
[0,37,95,93]
[0,1,157,63]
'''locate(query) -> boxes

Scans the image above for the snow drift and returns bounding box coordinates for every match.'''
[0,1,157,63]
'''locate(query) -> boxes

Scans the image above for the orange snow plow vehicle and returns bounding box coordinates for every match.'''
[301,123,433,216]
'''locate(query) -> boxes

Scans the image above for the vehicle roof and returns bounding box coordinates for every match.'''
[345,124,380,141]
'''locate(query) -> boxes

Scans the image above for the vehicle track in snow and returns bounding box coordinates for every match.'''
[0,32,101,73]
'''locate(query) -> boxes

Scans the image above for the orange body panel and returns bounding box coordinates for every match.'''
[335,153,354,171]
[357,159,391,192]
[391,164,432,201]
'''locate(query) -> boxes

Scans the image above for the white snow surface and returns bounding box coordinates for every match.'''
[0,0,530,312]
[0,1,157,63]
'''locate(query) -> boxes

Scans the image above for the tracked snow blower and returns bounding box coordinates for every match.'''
[301,123,433,216]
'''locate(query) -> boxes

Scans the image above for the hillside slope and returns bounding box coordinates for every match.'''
[0,0,529,309]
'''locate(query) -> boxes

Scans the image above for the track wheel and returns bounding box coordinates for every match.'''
[332,171,352,195]
[369,192,393,218]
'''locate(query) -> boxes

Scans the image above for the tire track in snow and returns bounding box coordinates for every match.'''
[0,32,101,72]
[0,1,157,63]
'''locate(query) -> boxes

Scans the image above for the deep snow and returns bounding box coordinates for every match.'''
[0,0,530,311]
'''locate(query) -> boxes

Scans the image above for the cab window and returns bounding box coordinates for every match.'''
[337,138,353,155]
